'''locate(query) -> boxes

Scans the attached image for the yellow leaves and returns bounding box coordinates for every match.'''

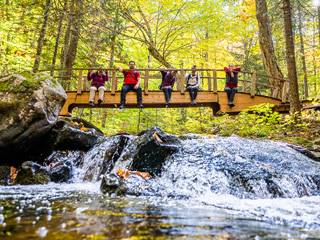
[10,166,17,179]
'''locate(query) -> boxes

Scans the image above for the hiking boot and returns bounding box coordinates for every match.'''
[137,103,144,108]
[228,102,235,107]
[168,100,171,104]
[193,100,197,105]
[98,99,103,105]
[119,104,125,109]
[191,100,196,105]
[89,101,94,106]
[166,100,169,105]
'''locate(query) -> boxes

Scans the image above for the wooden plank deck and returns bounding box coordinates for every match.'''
[59,91,290,116]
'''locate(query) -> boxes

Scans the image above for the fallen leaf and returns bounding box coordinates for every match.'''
[80,127,87,131]
[10,166,16,176]
[154,132,163,143]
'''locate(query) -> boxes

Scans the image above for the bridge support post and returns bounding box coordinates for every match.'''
[77,70,83,95]
[213,70,217,94]
[111,70,117,95]
[251,73,256,97]
[180,70,185,94]
[144,70,149,95]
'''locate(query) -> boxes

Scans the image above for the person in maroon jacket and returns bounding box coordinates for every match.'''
[87,67,108,106]
[224,63,241,107]
[117,61,143,109]
[160,68,177,105]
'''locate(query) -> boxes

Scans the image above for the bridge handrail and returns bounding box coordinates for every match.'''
[37,68,288,102]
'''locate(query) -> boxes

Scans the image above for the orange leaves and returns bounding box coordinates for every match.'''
[116,169,150,179]
[74,122,87,131]
[10,166,17,179]
[154,132,163,143]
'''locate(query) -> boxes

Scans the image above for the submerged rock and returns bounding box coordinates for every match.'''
[14,161,50,185]
[100,173,126,195]
[0,73,67,166]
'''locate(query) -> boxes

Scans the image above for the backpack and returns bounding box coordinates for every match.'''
[92,72,106,80]
[124,70,138,81]
[187,73,199,85]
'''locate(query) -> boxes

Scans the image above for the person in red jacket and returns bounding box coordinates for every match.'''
[224,63,241,107]
[117,61,143,109]
[87,67,108,106]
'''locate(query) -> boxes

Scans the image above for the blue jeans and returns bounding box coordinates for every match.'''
[224,87,238,102]
[162,87,173,101]
[121,84,142,104]
[187,87,198,100]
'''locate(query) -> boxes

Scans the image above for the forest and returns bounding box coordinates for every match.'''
[1,0,319,135]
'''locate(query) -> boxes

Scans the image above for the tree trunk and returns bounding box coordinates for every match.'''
[51,0,67,75]
[298,4,308,99]
[33,0,52,72]
[65,0,83,76]
[101,110,107,128]
[282,0,300,113]
[61,0,75,68]
[318,7,320,45]
[255,0,284,98]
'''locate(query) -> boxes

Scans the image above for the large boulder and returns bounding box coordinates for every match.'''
[0,72,67,166]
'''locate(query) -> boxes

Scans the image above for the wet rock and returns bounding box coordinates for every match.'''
[100,173,126,195]
[0,166,10,185]
[83,134,132,182]
[49,117,104,152]
[0,73,67,166]
[14,161,50,185]
[45,150,85,167]
[49,161,73,183]
[286,143,320,162]
[119,127,181,176]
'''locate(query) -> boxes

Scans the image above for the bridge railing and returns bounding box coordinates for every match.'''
[37,68,288,102]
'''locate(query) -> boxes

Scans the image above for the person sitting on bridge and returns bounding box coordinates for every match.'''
[117,61,143,109]
[224,63,241,107]
[87,67,108,106]
[160,68,177,105]
[186,65,201,106]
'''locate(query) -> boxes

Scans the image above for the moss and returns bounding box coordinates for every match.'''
[14,171,50,185]
[278,136,314,147]
[0,99,27,121]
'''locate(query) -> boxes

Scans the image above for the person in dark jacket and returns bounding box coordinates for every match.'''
[160,68,177,105]
[117,61,143,109]
[186,65,201,105]
[224,63,241,107]
[87,67,108,106]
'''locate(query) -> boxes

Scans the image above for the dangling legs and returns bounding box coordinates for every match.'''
[89,86,97,106]
[98,86,105,105]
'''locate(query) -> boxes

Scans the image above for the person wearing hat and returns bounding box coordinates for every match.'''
[160,68,178,105]
[186,65,201,105]
[224,63,241,107]
[87,67,108,106]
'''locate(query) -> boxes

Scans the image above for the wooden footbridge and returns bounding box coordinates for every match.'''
[39,68,291,116]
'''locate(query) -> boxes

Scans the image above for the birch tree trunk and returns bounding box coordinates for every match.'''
[282,0,300,113]
[255,0,284,98]
[33,0,52,72]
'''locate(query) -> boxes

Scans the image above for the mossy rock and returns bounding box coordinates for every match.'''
[280,136,314,147]
[0,165,10,185]
[14,161,50,185]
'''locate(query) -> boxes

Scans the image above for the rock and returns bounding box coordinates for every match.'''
[49,161,73,183]
[14,161,50,185]
[313,138,320,146]
[83,134,132,182]
[0,73,67,166]
[51,117,104,151]
[127,127,181,176]
[0,166,10,185]
[286,143,320,162]
[45,150,85,167]
[100,173,126,195]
